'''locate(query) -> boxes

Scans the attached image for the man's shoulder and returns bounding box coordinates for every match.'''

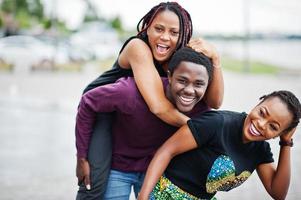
[115,77,136,90]
[220,110,246,124]
[116,77,168,89]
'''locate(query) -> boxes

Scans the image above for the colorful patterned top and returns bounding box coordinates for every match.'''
[163,110,274,199]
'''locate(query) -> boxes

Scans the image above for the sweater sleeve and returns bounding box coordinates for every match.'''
[75,77,135,158]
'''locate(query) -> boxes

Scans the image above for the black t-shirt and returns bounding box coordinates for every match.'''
[165,110,274,199]
[83,36,166,93]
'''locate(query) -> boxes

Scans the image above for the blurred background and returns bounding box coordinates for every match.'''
[0,0,300,199]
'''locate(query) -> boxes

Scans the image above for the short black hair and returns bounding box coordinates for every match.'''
[260,90,301,134]
[168,47,213,82]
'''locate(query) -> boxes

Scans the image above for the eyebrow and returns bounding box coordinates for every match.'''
[155,24,179,30]
[177,76,207,84]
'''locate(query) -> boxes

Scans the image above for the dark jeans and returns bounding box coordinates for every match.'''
[76,113,113,200]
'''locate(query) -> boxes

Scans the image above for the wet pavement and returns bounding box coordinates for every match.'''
[0,71,300,200]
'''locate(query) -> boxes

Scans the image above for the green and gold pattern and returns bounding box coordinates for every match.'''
[150,176,217,200]
[206,155,251,193]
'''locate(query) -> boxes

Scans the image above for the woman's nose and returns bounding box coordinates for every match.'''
[160,31,170,41]
[257,119,267,130]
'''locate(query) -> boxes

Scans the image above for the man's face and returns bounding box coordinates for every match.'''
[168,61,209,113]
[242,97,293,143]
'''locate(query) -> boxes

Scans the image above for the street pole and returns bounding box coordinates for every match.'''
[243,0,250,72]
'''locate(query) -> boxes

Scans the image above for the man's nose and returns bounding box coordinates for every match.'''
[183,84,194,95]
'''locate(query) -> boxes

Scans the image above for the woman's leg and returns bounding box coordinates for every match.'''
[76,113,113,200]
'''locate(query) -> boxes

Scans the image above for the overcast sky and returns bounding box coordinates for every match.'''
[42,0,301,34]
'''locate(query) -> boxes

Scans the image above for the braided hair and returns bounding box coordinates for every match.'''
[137,2,193,51]
[260,90,301,133]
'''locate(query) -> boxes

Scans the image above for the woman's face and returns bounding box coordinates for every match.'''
[242,97,293,143]
[147,10,180,63]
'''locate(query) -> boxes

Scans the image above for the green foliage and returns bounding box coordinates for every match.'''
[110,16,123,32]
[43,19,52,29]
[221,56,280,75]
[84,15,99,23]
[16,10,31,28]
[1,0,28,13]
[27,0,44,20]
[1,0,15,13]
[0,0,69,33]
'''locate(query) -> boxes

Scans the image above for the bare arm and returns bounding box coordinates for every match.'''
[188,38,224,108]
[119,39,189,127]
[138,125,198,199]
[256,128,296,200]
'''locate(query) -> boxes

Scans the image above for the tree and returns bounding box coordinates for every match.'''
[110,16,123,33]
[0,0,69,35]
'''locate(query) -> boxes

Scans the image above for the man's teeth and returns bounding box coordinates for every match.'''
[250,124,261,136]
[180,96,194,103]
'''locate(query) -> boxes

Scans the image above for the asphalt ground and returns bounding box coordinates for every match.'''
[0,70,300,200]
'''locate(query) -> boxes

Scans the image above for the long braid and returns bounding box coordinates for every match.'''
[137,2,193,50]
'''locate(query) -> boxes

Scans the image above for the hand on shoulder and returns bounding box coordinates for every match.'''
[187,38,221,68]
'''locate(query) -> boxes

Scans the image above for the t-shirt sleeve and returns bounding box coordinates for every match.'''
[187,111,223,147]
[257,142,274,165]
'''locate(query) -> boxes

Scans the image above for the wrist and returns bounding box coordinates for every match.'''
[279,138,293,147]
[77,157,88,162]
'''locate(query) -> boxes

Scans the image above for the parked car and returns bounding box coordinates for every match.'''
[0,35,56,72]
[36,35,94,64]
[70,22,121,60]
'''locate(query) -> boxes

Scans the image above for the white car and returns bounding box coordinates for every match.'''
[70,22,121,60]
[0,35,56,72]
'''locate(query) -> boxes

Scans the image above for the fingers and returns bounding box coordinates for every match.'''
[280,127,297,142]
[187,38,204,52]
[187,38,221,67]
[82,160,91,190]
[76,157,91,190]
[84,173,91,190]
[188,38,215,56]
[76,161,84,185]
[187,38,204,47]
[288,127,297,135]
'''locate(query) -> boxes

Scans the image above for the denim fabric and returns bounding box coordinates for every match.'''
[104,170,145,200]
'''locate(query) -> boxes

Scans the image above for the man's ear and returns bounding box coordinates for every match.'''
[167,70,172,83]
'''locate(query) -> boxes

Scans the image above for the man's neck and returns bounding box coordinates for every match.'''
[165,84,175,106]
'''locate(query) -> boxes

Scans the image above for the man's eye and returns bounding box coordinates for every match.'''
[195,82,204,87]
[178,79,186,84]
